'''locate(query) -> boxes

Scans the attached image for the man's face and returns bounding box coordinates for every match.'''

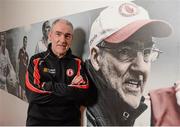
[0,33,6,50]
[23,37,27,49]
[93,33,156,108]
[43,21,50,38]
[48,21,73,57]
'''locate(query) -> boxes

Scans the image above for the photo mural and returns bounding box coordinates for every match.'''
[0,0,180,125]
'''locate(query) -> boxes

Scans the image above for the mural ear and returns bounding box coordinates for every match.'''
[90,47,100,71]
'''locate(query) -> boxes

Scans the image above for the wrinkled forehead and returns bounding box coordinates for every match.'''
[52,21,73,34]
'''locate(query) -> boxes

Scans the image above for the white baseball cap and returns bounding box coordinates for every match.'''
[89,1,172,49]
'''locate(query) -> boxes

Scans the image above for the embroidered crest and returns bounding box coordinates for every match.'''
[66,68,74,77]
[43,67,48,72]
[119,3,139,17]
[43,68,56,74]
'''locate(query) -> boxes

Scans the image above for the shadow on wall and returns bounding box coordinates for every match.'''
[71,28,86,58]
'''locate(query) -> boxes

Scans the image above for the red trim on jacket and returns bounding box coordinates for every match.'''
[33,58,41,87]
[70,58,89,89]
[26,71,51,94]
[69,84,89,89]
[75,58,81,76]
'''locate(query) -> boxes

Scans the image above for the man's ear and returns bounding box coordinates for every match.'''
[90,47,100,71]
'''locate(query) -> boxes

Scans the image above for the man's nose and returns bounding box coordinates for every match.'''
[130,52,147,71]
[58,34,66,42]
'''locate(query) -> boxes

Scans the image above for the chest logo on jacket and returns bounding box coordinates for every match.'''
[66,68,74,77]
[43,68,56,74]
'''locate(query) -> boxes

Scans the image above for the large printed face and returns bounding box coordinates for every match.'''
[23,36,27,49]
[43,21,51,38]
[48,21,73,58]
[91,30,159,108]
[0,32,6,51]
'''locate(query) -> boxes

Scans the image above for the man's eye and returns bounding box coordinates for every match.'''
[144,49,151,56]
[65,35,70,38]
[56,33,62,36]
[65,34,72,39]
[119,47,131,55]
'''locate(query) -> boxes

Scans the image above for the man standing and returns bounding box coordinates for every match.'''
[85,1,172,126]
[25,19,90,126]
[0,32,17,92]
[35,20,51,54]
[18,36,29,99]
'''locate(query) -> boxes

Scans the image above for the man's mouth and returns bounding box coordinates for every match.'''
[57,44,67,48]
[125,79,141,88]
[126,80,140,88]
[124,75,144,93]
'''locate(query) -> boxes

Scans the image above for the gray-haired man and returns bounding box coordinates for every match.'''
[85,1,172,126]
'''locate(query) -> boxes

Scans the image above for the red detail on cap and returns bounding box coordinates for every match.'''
[105,20,171,43]
[119,3,138,17]
[66,68,74,77]
[125,5,134,13]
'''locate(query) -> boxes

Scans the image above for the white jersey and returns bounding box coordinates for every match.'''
[0,48,17,91]
[35,39,50,54]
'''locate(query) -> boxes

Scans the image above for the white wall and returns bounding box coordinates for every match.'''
[0,0,121,125]
[1,0,179,125]
[0,0,122,32]
[0,89,28,125]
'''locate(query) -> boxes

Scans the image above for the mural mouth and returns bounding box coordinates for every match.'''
[124,79,141,92]
[124,75,144,93]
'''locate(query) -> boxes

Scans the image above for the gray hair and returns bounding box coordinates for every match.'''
[51,18,73,31]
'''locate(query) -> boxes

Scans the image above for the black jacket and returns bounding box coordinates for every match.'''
[85,60,147,126]
[25,44,89,126]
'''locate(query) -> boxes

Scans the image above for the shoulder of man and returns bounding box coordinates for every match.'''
[30,51,48,61]
[70,54,85,64]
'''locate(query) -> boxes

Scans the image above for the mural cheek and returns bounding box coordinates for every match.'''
[103,57,124,90]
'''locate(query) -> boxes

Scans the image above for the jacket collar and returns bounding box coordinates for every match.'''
[85,60,147,125]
